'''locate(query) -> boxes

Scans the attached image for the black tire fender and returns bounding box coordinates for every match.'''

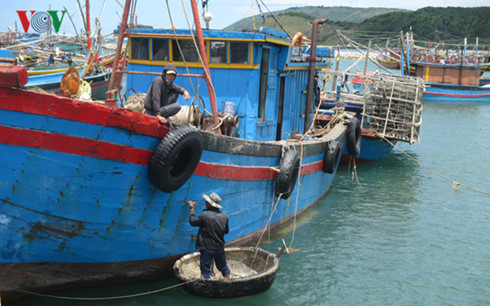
[149,126,202,193]
[274,150,301,199]
[346,117,361,156]
[323,140,341,174]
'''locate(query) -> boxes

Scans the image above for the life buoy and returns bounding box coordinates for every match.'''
[274,150,300,199]
[322,140,341,174]
[346,117,361,156]
[292,32,303,47]
[149,126,202,193]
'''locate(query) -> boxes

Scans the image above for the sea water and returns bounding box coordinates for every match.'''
[16,60,490,306]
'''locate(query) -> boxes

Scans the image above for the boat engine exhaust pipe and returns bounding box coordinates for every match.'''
[304,18,327,133]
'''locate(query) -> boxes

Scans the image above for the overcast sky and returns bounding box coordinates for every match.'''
[1,0,487,35]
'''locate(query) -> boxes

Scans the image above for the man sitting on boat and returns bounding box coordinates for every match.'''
[144,63,190,124]
[188,193,231,279]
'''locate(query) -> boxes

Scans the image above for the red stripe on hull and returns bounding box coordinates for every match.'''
[0,87,168,138]
[194,160,324,180]
[0,126,152,165]
[1,119,327,178]
[426,92,490,98]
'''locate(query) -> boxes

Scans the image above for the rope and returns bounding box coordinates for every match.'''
[257,0,291,39]
[14,280,195,301]
[251,140,305,260]
[377,132,490,195]
[348,157,362,187]
[165,0,199,98]
[288,141,304,249]
[179,0,218,110]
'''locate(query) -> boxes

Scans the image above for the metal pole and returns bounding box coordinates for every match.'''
[304,18,326,133]
[190,0,220,131]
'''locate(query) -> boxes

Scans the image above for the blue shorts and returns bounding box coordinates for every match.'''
[199,249,230,279]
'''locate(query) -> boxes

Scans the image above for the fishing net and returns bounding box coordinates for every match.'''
[362,74,424,144]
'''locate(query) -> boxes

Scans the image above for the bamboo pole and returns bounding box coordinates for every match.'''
[106,0,131,101]
[86,0,92,51]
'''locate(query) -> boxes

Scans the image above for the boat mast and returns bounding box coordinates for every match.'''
[190,0,220,131]
[86,0,92,51]
[106,0,132,101]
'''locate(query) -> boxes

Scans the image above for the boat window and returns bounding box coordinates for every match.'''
[230,42,249,64]
[210,41,226,64]
[131,38,149,60]
[152,39,169,61]
[172,40,199,62]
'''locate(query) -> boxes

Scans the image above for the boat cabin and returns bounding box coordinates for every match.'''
[124,27,334,141]
[414,62,482,86]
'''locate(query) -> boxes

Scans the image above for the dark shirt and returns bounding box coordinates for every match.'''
[143,76,185,116]
[189,208,229,250]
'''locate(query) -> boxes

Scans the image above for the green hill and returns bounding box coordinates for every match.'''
[224,6,404,32]
[224,6,490,47]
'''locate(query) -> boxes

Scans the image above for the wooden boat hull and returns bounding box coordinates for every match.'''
[173,247,279,298]
[0,87,347,302]
[376,55,400,69]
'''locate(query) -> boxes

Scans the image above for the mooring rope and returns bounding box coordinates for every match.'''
[14,280,195,301]
[377,132,490,196]
[348,157,363,187]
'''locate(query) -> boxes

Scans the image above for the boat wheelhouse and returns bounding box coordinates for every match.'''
[124,27,334,140]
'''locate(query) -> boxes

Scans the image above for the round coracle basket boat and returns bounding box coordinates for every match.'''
[173,247,279,298]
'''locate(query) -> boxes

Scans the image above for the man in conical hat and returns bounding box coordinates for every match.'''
[188,193,231,279]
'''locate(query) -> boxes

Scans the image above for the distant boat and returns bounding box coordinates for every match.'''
[25,69,111,100]
[410,61,490,101]
[402,32,490,102]
[376,53,400,69]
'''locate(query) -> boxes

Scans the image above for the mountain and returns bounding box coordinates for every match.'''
[224,6,404,32]
[223,6,490,46]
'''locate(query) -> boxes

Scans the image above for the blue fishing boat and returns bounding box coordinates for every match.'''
[25,68,111,100]
[321,67,423,163]
[0,1,355,302]
[1,47,111,100]
[412,62,490,102]
[401,31,490,102]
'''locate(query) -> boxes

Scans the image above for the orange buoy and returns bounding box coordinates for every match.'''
[292,32,303,47]
[60,66,81,97]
